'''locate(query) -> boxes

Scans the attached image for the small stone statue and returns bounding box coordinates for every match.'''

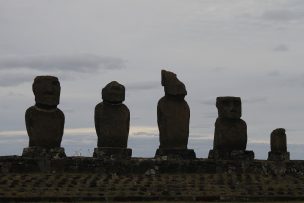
[155,70,196,159]
[94,81,132,158]
[208,97,254,160]
[268,128,290,161]
[22,76,66,158]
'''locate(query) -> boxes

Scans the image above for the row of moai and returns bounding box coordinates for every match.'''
[21,70,290,161]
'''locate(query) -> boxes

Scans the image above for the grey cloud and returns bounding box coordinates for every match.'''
[0,73,34,87]
[210,67,226,72]
[61,108,75,113]
[267,70,280,77]
[0,54,125,87]
[243,97,267,104]
[0,54,125,73]
[261,9,304,22]
[282,73,304,87]
[203,112,217,119]
[273,44,289,52]
[0,72,73,87]
[200,98,215,106]
[131,131,157,137]
[126,81,159,91]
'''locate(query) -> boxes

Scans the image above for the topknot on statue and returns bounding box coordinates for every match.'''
[161,70,187,96]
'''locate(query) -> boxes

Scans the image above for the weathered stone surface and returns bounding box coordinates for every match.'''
[161,69,187,96]
[32,76,60,106]
[24,76,65,151]
[208,149,254,160]
[268,128,290,161]
[157,96,190,149]
[213,117,247,151]
[158,70,189,149]
[102,81,125,103]
[95,81,130,155]
[1,157,304,202]
[268,151,290,161]
[209,97,253,160]
[217,96,242,119]
[22,147,66,158]
[155,149,196,159]
[270,128,287,152]
[93,147,132,159]
[157,70,194,159]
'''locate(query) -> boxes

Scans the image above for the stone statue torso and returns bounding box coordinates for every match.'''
[157,96,190,149]
[94,102,130,148]
[213,118,247,151]
[25,106,64,148]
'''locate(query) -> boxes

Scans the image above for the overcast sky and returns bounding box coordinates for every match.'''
[0,0,304,157]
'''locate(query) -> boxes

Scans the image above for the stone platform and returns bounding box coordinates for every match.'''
[1,156,304,202]
[268,151,290,161]
[22,147,66,158]
[208,149,254,160]
[93,147,132,159]
[155,148,196,159]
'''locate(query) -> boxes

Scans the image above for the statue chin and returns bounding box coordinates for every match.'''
[35,97,59,107]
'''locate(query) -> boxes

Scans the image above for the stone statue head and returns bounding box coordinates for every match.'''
[161,69,187,96]
[216,96,242,119]
[32,76,61,107]
[102,81,125,103]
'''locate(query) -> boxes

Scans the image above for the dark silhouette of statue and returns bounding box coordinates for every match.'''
[208,97,254,160]
[155,70,196,159]
[268,128,290,161]
[22,76,66,158]
[94,81,132,158]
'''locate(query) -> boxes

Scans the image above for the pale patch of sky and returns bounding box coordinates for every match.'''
[0,0,303,156]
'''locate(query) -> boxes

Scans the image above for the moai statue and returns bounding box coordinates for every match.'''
[155,70,196,159]
[208,97,254,160]
[22,76,66,158]
[268,128,290,161]
[94,81,132,158]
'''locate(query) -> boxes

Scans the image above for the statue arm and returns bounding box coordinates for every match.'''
[25,108,32,138]
[127,108,130,135]
[94,105,100,136]
[213,119,220,150]
[60,111,65,139]
[157,100,163,132]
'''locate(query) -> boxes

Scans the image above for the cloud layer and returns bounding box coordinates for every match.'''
[0,54,124,72]
[0,54,125,87]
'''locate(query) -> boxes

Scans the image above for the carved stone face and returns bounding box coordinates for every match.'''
[161,70,187,96]
[32,76,61,107]
[102,81,125,103]
[216,97,241,119]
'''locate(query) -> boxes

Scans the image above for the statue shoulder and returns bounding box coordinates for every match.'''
[25,106,36,114]
[120,103,130,113]
[95,102,104,111]
[56,108,65,119]
[239,118,247,126]
[25,106,36,119]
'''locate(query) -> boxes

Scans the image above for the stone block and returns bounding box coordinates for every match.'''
[155,148,196,160]
[93,147,132,159]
